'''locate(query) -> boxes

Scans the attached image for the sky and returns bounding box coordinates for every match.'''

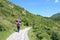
[9,0,60,17]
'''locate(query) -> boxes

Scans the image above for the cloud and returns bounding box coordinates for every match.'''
[55,0,58,3]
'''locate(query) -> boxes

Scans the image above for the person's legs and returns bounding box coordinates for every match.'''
[18,27,20,32]
[17,26,20,32]
[17,27,18,32]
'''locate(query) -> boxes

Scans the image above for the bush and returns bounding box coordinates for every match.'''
[0,3,4,7]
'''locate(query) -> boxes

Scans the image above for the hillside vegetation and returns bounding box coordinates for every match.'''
[50,13,60,24]
[51,13,60,20]
[0,0,60,40]
[0,0,34,40]
[29,15,60,40]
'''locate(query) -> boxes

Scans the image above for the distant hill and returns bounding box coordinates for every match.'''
[50,13,60,21]
[0,0,60,40]
[50,13,60,24]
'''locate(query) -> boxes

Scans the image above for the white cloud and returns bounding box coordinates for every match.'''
[55,0,59,3]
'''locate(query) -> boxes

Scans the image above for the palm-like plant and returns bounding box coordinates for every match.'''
[0,3,4,7]
[0,3,4,13]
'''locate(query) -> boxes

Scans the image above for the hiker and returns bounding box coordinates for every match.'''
[16,19,21,32]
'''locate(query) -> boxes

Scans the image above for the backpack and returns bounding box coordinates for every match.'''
[16,19,21,26]
[17,22,20,26]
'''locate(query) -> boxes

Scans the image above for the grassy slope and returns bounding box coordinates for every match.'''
[29,16,60,40]
[0,0,33,40]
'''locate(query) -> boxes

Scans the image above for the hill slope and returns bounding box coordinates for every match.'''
[50,13,60,21]
[50,13,60,24]
[29,16,60,40]
[0,0,34,40]
[0,0,60,40]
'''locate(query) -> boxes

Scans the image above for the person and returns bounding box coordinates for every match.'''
[16,19,21,32]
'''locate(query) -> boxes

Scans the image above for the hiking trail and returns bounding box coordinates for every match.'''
[6,27,31,40]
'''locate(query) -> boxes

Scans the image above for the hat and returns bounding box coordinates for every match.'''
[16,19,21,22]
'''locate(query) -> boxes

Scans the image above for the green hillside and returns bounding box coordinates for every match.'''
[0,0,34,40]
[50,13,60,21]
[0,0,60,40]
[50,13,60,24]
[29,16,60,40]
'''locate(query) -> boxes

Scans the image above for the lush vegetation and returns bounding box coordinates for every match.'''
[29,15,60,40]
[0,0,33,40]
[0,0,60,40]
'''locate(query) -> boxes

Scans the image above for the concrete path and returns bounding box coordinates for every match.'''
[6,27,31,40]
